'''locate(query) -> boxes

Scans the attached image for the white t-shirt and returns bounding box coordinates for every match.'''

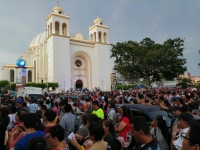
[7,113,16,130]
[173,127,189,150]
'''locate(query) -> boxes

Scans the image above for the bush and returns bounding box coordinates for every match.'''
[26,82,59,90]
[115,84,137,90]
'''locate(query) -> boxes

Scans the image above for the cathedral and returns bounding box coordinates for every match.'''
[1,5,112,91]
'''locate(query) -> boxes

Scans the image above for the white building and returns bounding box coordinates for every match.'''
[1,5,111,91]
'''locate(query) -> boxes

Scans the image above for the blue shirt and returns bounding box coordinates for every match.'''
[14,131,45,150]
[59,112,75,143]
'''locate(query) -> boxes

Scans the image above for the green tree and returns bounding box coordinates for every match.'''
[177,77,192,89]
[110,38,187,86]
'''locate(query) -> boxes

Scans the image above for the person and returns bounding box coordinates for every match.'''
[59,104,76,143]
[46,125,69,150]
[92,100,104,120]
[28,99,39,113]
[115,105,132,148]
[0,106,10,150]
[182,119,200,150]
[8,108,29,149]
[106,101,116,123]
[171,112,194,150]
[52,102,59,116]
[83,99,91,113]
[70,121,107,150]
[15,98,23,112]
[28,137,47,150]
[43,109,57,134]
[107,139,122,150]
[150,115,170,150]
[130,116,160,150]
[103,120,114,144]
[7,105,16,131]
[76,114,89,138]
[14,113,45,150]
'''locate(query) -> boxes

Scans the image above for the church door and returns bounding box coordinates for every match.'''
[76,80,83,89]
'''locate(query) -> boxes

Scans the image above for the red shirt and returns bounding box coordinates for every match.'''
[118,117,131,139]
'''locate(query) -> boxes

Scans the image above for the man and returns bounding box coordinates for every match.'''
[171,112,194,150]
[182,119,200,150]
[28,99,39,113]
[92,100,104,119]
[59,104,75,143]
[15,97,23,112]
[130,116,160,150]
[14,113,45,150]
[172,106,182,127]
[107,101,116,122]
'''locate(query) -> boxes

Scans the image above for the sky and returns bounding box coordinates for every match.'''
[0,0,200,80]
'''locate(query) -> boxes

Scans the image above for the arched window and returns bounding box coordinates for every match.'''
[99,31,102,43]
[28,70,32,82]
[50,23,52,35]
[55,21,60,34]
[62,23,67,36]
[94,32,96,42]
[10,70,14,82]
[90,34,93,42]
[104,32,107,43]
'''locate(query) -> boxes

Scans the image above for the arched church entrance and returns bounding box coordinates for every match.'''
[76,80,83,89]
[71,51,92,89]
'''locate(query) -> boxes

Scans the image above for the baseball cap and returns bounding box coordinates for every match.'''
[178,112,193,122]
[16,98,23,104]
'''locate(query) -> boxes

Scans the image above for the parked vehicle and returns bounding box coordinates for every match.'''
[116,104,172,127]
[17,87,43,99]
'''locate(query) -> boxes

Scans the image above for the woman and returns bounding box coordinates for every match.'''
[150,115,170,150]
[76,114,89,138]
[8,108,29,149]
[115,106,132,148]
[52,102,59,116]
[43,109,57,134]
[0,106,10,150]
[102,120,114,144]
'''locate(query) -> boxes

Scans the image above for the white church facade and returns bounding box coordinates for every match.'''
[1,5,112,91]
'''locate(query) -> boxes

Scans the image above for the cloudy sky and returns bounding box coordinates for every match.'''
[0,0,200,80]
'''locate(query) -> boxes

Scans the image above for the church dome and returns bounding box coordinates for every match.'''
[29,31,46,47]
[52,4,64,14]
[94,16,103,25]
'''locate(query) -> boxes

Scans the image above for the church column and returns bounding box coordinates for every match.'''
[96,32,99,42]
[52,21,55,34]
[59,22,62,35]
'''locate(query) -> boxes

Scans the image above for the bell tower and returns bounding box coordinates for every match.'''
[46,4,71,91]
[88,16,111,90]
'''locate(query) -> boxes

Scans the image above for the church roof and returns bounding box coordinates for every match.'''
[29,31,46,47]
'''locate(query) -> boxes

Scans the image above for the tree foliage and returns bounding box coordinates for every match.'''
[0,80,9,87]
[177,77,192,89]
[110,38,187,85]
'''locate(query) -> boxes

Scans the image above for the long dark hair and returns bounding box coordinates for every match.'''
[120,106,133,120]
[156,115,170,141]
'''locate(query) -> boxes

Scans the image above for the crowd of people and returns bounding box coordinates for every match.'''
[0,87,200,150]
